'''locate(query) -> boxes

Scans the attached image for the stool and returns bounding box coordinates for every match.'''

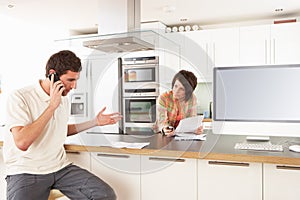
[48,189,68,200]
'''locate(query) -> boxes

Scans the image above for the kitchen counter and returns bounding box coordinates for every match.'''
[63,130,300,165]
[2,130,300,165]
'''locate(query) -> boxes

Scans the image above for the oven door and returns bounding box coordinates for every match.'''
[123,97,156,123]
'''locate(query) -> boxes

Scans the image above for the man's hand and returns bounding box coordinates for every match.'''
[49,74,64,110]
[95,107,122,126]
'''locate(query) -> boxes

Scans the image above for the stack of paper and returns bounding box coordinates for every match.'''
[175,116,204,133]
[175,133,206,141]
[108,142,150,149]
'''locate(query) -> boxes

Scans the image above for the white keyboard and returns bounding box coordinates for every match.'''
[234,142,283,152]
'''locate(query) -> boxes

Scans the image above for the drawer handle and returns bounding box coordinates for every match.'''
[208,161,250,167]
[149,157,185,162]
[276,165,300,171]
[66,151,80,154]
[96,153,130,159]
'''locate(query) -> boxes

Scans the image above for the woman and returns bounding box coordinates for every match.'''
[155,70,203,136]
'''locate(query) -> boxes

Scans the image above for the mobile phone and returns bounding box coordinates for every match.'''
[48,73,60,82]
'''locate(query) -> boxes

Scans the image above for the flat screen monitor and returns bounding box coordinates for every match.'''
[213,64,300,137]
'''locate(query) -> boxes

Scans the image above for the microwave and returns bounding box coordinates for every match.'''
[122,56,159,97]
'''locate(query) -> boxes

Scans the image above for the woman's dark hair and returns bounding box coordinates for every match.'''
[171,70,197,101]
[45,50,82,77]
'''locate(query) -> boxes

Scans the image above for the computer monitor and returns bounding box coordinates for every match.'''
[213,64,300,138]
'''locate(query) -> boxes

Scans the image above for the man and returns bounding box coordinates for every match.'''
[3,50,121,199]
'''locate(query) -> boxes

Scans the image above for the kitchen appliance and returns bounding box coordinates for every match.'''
[123,97,156,134]
[120,56,159,135]
[82,0,155,53]
[122,56,159,97]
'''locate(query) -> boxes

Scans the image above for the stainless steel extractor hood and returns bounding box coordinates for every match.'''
[83,0,154,53]
[83,35,153,53]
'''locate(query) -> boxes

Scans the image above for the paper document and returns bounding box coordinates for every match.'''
[175,116,204,133]
[109,142,150,149]
[175,133,206,141]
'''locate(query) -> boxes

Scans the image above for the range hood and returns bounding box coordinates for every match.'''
[83,0,154,53]
[83,35,153,53]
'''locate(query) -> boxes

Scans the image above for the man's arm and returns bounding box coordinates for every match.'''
[11,106,56,151]
[67,107,122,136]
[11,78,64,151]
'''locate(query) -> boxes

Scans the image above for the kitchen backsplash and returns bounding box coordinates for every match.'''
[194,82,212,117]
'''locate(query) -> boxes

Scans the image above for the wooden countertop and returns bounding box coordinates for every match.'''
[63,131,300,165]
[2,131,300,165]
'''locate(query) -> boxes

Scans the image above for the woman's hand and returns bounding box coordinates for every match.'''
[162,126,175,137]
[95,107,122,126]
[194,125,204,135]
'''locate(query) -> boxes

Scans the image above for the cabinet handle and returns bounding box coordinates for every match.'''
[208,161,250,167]
[212,42,216,65]
[276,165,300,171]
[149,157,185,162]
[96,153,130,159]
[66,151,80,155]
[264,39,267,64]
[273,38,276,64]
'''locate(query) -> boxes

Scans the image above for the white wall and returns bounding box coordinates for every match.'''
[0,15,69,125]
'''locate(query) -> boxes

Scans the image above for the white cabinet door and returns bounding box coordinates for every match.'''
[141,156,197,200]
[184,30,213,82]
[0,148,7,200]
[239,25,271,65]
[264,163,300,200]
[271,22,300,64]
[89,58,121,133]
[211,27,240,67]
[91,152,140,200]
[66,151,90,170]
[198,160,262,200]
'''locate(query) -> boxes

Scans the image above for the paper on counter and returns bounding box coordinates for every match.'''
[108,142,150,149]
[175,133,206,141]
[175,115,204,133]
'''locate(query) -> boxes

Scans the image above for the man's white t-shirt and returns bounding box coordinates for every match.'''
[3,81,71,175]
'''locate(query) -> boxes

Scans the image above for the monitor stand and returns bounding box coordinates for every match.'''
[246,136,270,142]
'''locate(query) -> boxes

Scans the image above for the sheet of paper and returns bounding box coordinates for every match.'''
[175,115,204,133]
[109,142,150,149]
[175,133,206,141]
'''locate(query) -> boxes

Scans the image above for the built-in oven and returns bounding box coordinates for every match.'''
[123,97,157,135]
[119,56,159,135]
[122,56,159,97]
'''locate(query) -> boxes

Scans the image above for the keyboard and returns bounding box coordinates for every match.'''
[234,142,283,152]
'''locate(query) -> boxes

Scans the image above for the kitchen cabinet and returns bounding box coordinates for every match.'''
[66,151,90,171]
[240,22,300,65]
[141,155,197,200]
[210,27,240,67]
[0,148,7,200]
[181,27,239,81]
[271,22,300,64]
[263,163,300,200]
[198,160,262,200]
[239,24,271,65]
[184,30,213,82]
[91,152,140,200]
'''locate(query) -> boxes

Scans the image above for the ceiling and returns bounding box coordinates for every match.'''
[1,0,300,34]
